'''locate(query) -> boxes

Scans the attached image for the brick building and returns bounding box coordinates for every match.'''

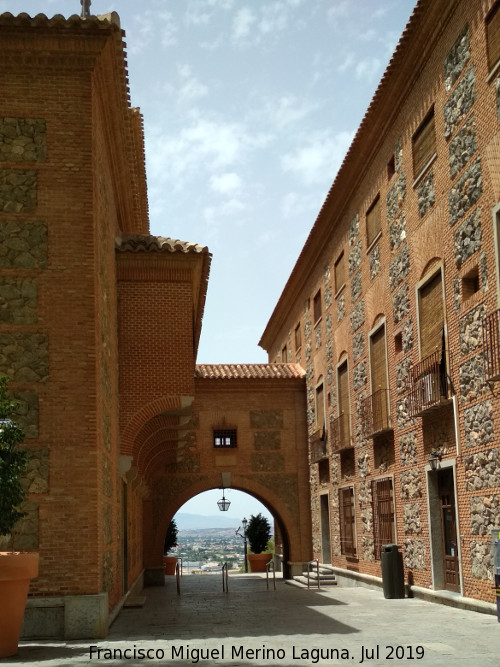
[260,0,500,607]
[0,10,311,639]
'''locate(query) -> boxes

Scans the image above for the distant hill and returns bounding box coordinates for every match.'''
[175,512,243,531]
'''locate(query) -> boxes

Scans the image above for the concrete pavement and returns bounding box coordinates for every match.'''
[3,573,500,666]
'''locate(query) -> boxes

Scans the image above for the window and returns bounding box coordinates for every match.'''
[294,323,301,351]
[462,266,480,301]
[487,2,500,72]
[412,108,436,179]
[369,323,390,433]
[313,289,322,323]
[335,359,351,448]
[339,486,357,556]
[213,429,237,448]
[394,330,403,355]
[366,195,381,248]
[282,345,288,363]
[316,381,325,434]
[418,269,444,359]
[334,251,345,294]
[372,477,395,559]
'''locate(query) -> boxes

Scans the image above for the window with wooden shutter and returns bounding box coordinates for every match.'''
[419,270,444,359]
[412,109,436,178]
[372,477,395,559]
[334,252,345,293]
[370,324,390,432]
[313,289,322,323]
[366,195,381,248]
[339,486,356,556]
[487,2,500,72]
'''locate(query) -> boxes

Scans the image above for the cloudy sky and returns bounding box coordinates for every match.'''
[6,0,416,518]
[6,0,416,365]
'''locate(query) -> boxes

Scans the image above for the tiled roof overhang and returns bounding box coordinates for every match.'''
[195,363,305,380]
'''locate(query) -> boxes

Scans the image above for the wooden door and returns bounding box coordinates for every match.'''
[438,468,460,592]
[370,325,389,431]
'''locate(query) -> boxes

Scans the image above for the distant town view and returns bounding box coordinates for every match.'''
[168,514,274,573]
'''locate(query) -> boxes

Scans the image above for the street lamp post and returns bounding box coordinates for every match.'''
[235,517,248,573]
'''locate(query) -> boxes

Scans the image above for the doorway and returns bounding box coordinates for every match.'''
[427,464,460,592]
[320,494,332,564]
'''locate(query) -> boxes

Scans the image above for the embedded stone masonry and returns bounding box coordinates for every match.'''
[449,114,477,179]
[0,221,47,269]
[454,207,481,268]
[393,283,410,323]
[389,244,410,292]
[0,333,48,382]
[337,293,345,321]
[470,494,500,535]
[443,65,476,139]
[386,170,406,221]
[369,243,381,279]
[417,170,435,218]
[444,24,470,92]
[464,449,500,491]
[350,300,365,333]
[402,318,414,353]
[395,357,411,394]
[449,157,482,226]
[349,239,362,276]
[0,169,37,212]
[464,399,494,448]
[0,118,46,162]
[470,541,493,580]
[353,359,367,391]
[348,213,359,245]
[351,270,362,303]
[250,410,284,429]
[13,389,39,439]
[400,467,422,499]
[403,539,426,570]
[404,502,422,533]
[389,211,406,252]
[459,302,486,355]
[0,277,37,324]
[353,331,364,361]
[459,353,486,403]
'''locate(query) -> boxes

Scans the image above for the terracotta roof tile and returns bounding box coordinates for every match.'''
[0,12,121,30]
[195,364,305,380]
[116,234,209,255]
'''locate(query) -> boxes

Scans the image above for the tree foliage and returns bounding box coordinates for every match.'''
[0,376,27,537]
[245,513,271,554]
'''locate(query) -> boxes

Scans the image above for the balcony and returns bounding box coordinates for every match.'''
[310,428,327,463]
[361,388,392,437]
[407,349,452,418]
[330,412,351,452]
[483,309,500,382]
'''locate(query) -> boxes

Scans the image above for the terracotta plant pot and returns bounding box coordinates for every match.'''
[163,555,178,575]
[0,551,39,658]
[247,553,272,573]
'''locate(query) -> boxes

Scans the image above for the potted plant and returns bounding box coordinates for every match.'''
[163,518,179,575]
[245,513,272,573]
[0,376,39,657]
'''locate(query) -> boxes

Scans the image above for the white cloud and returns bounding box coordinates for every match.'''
[127,10,178,53]
[209,172,242,195]
[232,7,256,41]
[262,95,318,131]
[281,130,354,186]
[176,64,209,104]
[326,1,351,25]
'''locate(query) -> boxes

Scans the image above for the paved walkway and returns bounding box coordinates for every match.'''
[4,573,500,666]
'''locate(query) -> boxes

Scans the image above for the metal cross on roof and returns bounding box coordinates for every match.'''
[80,0,91,17]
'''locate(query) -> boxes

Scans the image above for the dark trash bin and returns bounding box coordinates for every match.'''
[381,544,405,599]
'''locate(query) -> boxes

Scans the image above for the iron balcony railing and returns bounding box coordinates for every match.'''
[483,309,500,383]
[310,428,327,463]
[408,349,451,417]
[330,412,351,452]
[361,388,391,437]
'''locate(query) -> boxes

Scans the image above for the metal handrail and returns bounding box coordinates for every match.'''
[306,558,320,589]
[175,561,181,596]
[221,562,229,592]
[266,559,276,590]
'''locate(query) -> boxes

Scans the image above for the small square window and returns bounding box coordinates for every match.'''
[313,289,322,323]
[462,266,480,301]
[213,429,237,448]
[394,331,403,355]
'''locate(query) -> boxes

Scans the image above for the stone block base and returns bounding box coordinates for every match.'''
[22,592,108,639]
